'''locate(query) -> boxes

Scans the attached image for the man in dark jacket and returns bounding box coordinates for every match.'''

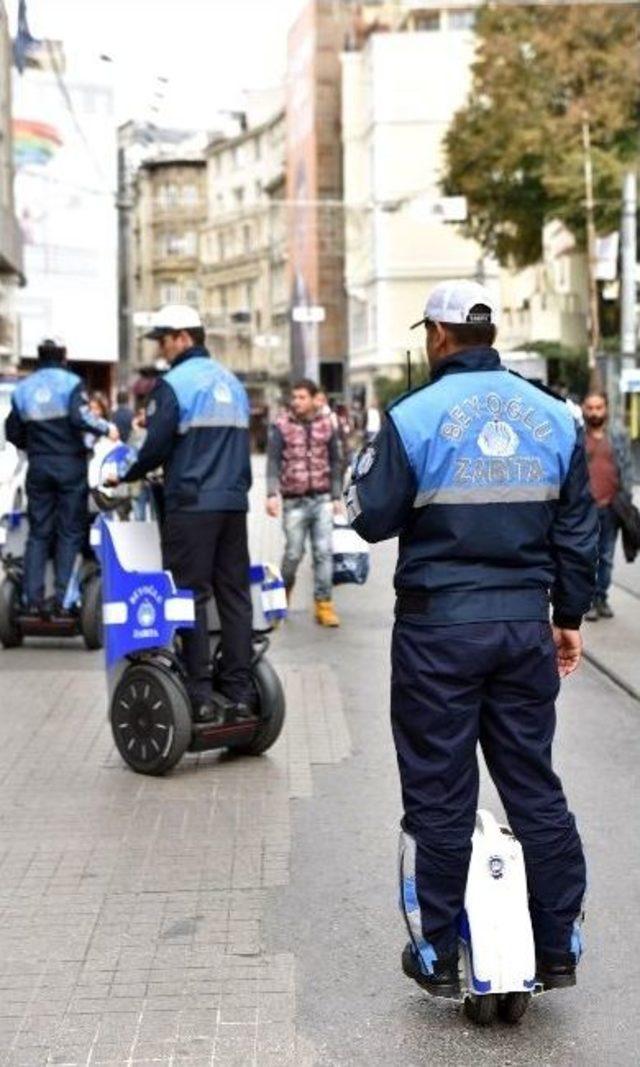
[112,389,134,444]
[118,305,253,722]
[582,391,633,619]
[5,338,118,613]
[346,281,598,997]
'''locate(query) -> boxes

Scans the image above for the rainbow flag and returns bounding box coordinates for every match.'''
[12,119,62,168]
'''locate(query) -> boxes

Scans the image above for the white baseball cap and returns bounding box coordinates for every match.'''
[411,280,498,330]
[145,304,203,339]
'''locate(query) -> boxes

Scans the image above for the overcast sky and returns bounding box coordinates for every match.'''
[11,0,306,128]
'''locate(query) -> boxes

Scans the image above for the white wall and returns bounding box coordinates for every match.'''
[12,56,117,363]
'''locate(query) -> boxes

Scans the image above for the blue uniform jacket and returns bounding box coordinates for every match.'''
[123,346,252,513]
[5,360,110,457]
[346,347,598,628]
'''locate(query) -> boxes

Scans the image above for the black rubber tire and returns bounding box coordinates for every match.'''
[497,992,531,1024]
[463,994,498,1026]
[0,578,23,648]
[231,656,286,756]
[110,663,192,775]
[80,574,103,650]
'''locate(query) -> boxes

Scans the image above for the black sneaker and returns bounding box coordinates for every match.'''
[536,954,576,990]
[401,943,460,999]
[596,598,614,619]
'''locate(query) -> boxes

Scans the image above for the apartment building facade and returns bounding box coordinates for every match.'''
[133,154,207,367]
[200,109,290,409]
[0,1,24,367]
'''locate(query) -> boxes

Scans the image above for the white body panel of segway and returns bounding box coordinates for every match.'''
[461,809,536,996]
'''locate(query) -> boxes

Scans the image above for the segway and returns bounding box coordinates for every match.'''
[400,809,561,1026]
[0,510,103,650]
[94,511,287,776]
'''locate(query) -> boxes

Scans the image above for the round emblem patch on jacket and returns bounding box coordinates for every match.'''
[354,443,377,480]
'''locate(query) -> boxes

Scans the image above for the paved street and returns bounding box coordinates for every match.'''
[0,471,639,1066]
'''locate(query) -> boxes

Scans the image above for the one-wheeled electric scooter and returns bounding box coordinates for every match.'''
[93,471,287,776]
[400,809,560,1025]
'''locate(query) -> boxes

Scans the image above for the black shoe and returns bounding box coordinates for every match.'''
[584,603,599,622]
[211,692,259,724]
[596,598,614,619]
[536,954,577,990]
[401,943,460,999]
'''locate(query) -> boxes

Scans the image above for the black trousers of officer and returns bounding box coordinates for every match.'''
[162,511,253,704]
[24,454,88,607]
[391,617,586,963]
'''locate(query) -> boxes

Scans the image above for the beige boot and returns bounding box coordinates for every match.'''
[314,599,340,627]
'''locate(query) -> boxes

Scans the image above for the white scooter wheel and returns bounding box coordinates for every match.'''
[111,663,192,775]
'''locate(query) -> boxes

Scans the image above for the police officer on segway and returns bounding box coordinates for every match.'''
[4,338,119,617]
[115,305,255,724]
[346,281,598,998]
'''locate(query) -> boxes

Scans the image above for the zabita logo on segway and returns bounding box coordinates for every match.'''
[129,584,162,639]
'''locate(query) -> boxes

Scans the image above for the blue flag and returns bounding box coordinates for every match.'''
[13,0,40,74]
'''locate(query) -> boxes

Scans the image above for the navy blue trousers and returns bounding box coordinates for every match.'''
[391,618,586,962]
[24,455,88,607]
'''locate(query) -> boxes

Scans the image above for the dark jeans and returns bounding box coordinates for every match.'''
[24,455,88,607]
[595,505,618,600]
[391,618,586,962]
[162,511,253,703]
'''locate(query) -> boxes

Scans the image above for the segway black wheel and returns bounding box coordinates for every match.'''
[497,992,531,1024]
[111,664,192,775]
[463,994,497,1026]
[0,578,23,648]
[231,656,285,756]
[80,573,103,650]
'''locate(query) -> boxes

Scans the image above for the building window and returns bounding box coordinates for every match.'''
[234,187,245,208]
[182,184,198,204]
[218,233,226,261]
[414,12,440,32]
[254,136,262,161]
[160,281,182,304]
[448,9,476,31]
[243,224,252,254]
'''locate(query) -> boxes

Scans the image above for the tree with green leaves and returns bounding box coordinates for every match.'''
[442,3,639,268]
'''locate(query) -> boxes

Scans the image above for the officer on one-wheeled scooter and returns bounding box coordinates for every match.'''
[346,281,598,997]
[114,305,255,724]
[4,338,119,616]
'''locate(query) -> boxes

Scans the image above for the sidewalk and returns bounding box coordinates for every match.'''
[0,464,350,1067]
[582,521,640,700]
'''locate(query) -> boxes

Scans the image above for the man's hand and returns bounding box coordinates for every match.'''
[332,499,345,517]
[552,626,583,678]
[107,423,120,442]
[266,495,280,518]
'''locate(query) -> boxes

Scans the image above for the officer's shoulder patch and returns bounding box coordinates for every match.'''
[507,369,566,404]
[353,442,377,481]
[386,377,433,414]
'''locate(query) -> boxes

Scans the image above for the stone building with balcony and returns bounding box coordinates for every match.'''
[200,108,290,415]
[132,153,207,366]
[0,1,24,367]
